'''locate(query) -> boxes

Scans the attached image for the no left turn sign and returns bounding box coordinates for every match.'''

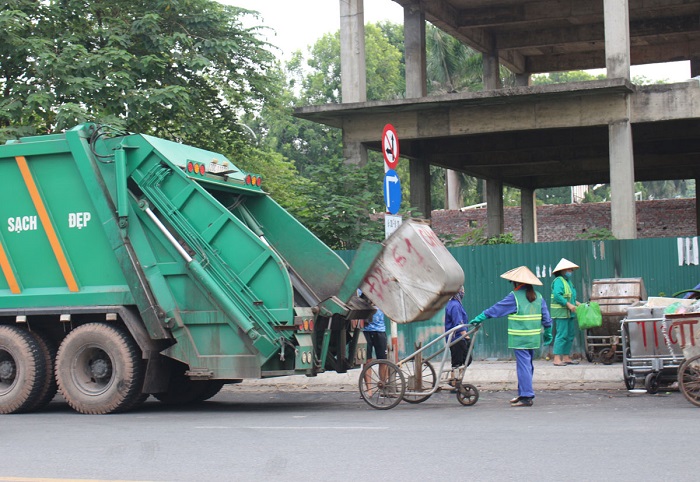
[382,124,399,170]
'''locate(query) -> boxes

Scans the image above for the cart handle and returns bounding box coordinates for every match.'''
[398,324,480,366]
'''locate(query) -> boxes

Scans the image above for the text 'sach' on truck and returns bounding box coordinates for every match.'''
[0,124,463,414]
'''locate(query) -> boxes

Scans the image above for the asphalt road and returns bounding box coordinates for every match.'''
[1,389,697,482]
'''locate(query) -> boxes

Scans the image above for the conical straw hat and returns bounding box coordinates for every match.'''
[500,266,542,286]
[553,258,579,273]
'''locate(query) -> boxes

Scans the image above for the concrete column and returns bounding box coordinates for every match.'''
[604,0,631,79]
[691,58,700,78]
[340,0,366,103]
[486,179,504,238]
[483,37,502,90]
[515,73,531,87]
[410,158,432,219]
[446,170,461,209]
[404,5,432,219]
[521,187,537,243]
[342,132,368,166]
[696,175,700,236]
[404,6,427,98]
[483,39,504,236]
[609,97,637,239]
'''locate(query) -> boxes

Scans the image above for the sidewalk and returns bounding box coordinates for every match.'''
[225,360,624,393]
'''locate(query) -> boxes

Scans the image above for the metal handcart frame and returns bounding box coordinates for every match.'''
[621,315,686,393]
[672,312,700,406]
[359,324,481,410]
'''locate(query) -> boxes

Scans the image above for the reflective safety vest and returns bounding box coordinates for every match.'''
[550,276,572,319]
[508,289,544,349]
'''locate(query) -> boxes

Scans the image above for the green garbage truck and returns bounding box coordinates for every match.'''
[0,124,463,414]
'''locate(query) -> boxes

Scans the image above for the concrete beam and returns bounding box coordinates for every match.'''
[498,15,700,50]
[339,0,366,103]
[526,39,700,73]
[334,90,632,143]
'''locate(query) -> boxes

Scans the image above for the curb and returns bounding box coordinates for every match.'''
[224,361,625,393]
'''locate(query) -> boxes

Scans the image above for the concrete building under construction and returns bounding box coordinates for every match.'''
[294,0,700,242]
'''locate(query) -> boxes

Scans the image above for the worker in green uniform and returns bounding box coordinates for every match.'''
[551,258,581,366]
[469,266,553,407]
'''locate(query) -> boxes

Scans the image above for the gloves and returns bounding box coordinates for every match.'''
[543,326,553,346]
[469,312,487,325]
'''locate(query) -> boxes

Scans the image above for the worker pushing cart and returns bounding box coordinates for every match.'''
[359,324,481,410]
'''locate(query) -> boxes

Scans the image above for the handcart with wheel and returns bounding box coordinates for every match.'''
[620,297,696,393]
[673,311,700,406]
[586,278,645,364]
[359,324,481,410]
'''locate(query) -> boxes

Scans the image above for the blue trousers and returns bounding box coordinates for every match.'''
[514,349,535,398]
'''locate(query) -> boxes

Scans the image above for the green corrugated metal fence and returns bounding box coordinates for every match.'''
[338,236,699,360]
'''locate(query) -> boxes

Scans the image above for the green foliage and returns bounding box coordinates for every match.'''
[538,186,572,204]
[426,24,482,94]
[294,25,403,105]
[442,227,518,247]
[293,157,384,250]
[576,228,616,240]
[531,71,607,84]
[0,0,276,151]
[485,233,517,245]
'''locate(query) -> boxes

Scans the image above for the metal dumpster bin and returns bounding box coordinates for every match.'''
[673,312,700,406]
[586,278,646,364]
[621,297,696,393]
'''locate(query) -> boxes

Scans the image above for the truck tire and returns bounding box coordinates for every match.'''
[55,323,144,414]
[194,381,225,402]
[0,325,47,414]
[25,330,58,412]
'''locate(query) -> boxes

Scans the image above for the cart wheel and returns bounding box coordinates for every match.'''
[456,383,479,406]
[645,372,660,394]
[359,359,405,410]
[624,375,636,390]
[599,348,614,365]
[678,354,700,407]
[584,331,594,363]
[400,361,436,404]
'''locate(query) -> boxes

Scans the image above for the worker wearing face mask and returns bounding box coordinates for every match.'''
[445,286,471,386]
[550,258,581,366]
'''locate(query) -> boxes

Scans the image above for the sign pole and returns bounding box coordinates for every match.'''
[382,124,401,363]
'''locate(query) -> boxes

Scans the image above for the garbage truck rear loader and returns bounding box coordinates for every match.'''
[0,124,463,414]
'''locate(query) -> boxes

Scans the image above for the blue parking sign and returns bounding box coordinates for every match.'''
[383,169,402,215]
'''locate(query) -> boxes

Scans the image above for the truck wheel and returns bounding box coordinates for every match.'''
[56,323,144,414]
[25,330,58,411]
[194,381,225,402]
[0,325,46,414]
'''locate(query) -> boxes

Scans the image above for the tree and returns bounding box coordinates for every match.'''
[247,23,405,249]
[425,24,482,94]
[0,0,277,154]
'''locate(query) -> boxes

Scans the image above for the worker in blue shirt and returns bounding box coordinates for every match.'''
[445,286,470,370]
[470,266,553,407]
[360,292,387,396]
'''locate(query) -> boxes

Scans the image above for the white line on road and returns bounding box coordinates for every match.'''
[195,426,388,430]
